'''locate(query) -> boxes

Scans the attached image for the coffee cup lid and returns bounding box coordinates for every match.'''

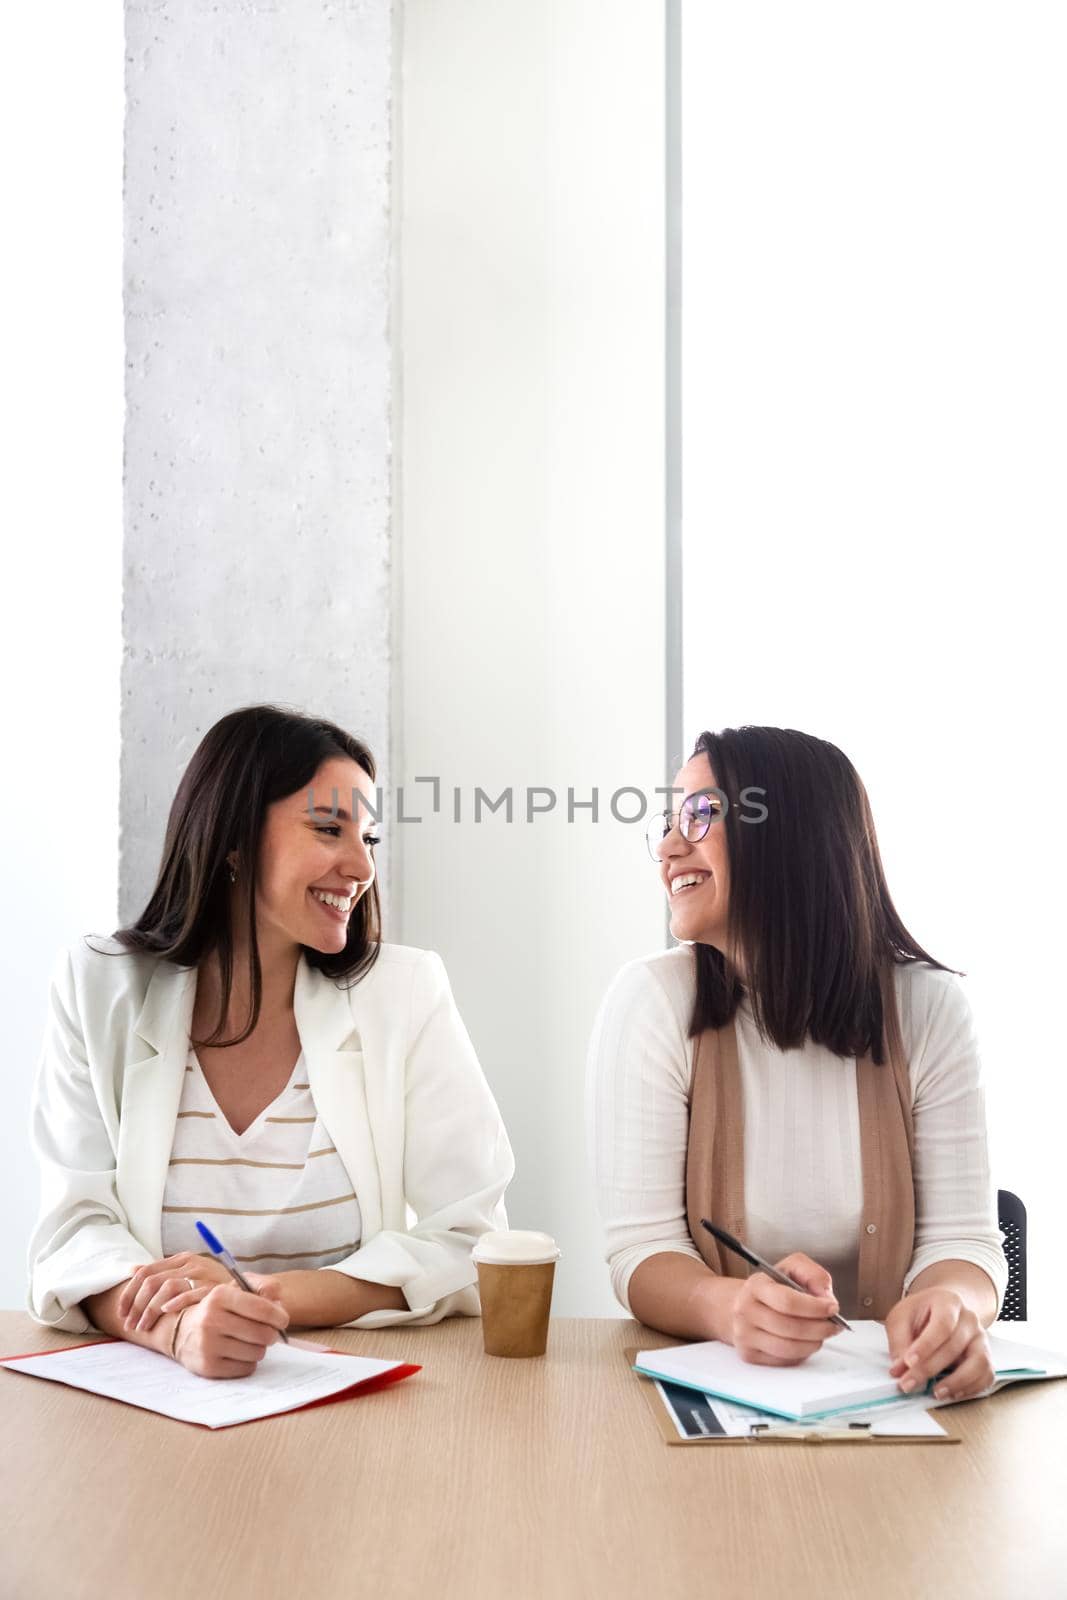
[472,1229,561,1266]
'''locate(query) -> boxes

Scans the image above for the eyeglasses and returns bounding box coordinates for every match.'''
[645,790,725,862]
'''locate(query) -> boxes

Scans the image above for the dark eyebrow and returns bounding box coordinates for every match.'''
[307,806,379,828]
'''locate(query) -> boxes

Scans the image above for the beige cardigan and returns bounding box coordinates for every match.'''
[686,967,915,1319]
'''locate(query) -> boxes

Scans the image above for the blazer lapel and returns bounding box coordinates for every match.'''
[117,953,384,1259]
[294,958,383,1239]
[118,960,198,1257]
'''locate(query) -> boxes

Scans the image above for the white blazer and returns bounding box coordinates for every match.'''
[27,935,515,1334]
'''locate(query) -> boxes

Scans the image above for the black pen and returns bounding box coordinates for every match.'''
[700,1219,852,1332]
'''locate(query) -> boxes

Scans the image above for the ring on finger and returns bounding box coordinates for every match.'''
[136,1276,197,1329]
[160,1277,199,1315]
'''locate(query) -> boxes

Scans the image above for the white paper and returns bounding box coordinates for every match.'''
[652,1376,947,1439]
[0,1337,412,1429]
[637,1320,1067,1421]
[704,1391,948,1438]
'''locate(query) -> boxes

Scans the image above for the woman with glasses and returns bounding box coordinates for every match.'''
[27,705,514,1378]
[587,726,1007,1403]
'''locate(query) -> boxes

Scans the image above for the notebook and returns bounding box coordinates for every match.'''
[0,1335,420,1430]
[634,1321,1067,1422]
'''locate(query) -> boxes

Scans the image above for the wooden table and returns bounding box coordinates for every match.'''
[1,1314,1064,1600]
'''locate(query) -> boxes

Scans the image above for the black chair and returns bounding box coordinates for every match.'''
[997,1189,1027,1321]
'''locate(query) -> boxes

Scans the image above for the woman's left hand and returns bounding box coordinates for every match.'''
[884,1286,995,1402]
[117,1253,276,1335]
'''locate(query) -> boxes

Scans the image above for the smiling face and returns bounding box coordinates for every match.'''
[659,752,733,957]
[242,756,380,959]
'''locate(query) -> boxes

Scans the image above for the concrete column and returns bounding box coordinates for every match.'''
[122,0,394,921]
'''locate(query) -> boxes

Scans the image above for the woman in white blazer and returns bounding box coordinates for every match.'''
[27,704,515,1378]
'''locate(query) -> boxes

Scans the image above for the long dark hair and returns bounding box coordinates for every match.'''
[688,726,960,1064]
[96,704,382,1047]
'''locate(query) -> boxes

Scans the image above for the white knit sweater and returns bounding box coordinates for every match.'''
[586,948,1008,1317]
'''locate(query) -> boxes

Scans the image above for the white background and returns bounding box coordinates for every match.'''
[398,0,665,1316]
[682,2,1066,1321]
[1,0,666,1319]
[1,10,124,1309]
[3,2,1060,1329]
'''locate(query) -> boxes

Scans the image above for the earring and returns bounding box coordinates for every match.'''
[228,862,238,884]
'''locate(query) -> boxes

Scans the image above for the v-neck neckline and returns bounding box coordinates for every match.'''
[191,1048,305,1142]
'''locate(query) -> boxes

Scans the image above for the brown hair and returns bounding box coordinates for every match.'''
[688,725,960,1063]
[95,704,381,1046]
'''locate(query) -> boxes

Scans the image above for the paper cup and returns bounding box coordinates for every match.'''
[472,1230,561,1357]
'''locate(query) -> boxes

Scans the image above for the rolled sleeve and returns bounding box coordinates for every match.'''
[324,951,515,1328]
[26,948,154,1332]
[902,976,1009,1315]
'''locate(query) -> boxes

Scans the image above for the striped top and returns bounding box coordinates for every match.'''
[159,1044,363,1269]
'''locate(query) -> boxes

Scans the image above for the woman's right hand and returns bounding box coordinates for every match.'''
[171,1281,290,1378]
[729,1252,843,1365]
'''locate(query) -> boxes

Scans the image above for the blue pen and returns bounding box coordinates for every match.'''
[196,1220,291,1343]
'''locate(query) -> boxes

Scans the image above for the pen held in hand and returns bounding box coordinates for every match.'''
[700,1219,852,1332]
[195,1220,291,1343]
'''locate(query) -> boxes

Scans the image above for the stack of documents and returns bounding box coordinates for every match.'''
[1,1335,420,1430]
[633,1321,1067,1444]
[652,1379,953,1441]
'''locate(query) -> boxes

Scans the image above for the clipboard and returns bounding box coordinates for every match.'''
[625,1348,958,1446]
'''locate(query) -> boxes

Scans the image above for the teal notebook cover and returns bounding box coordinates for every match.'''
[632,1353,1048,1423]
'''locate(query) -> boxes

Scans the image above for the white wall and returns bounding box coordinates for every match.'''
[398,0,667,1315]
[7,1,396,1314]
[0,6,124,1310]
[682,2,1067,1322]
[7,0,665,1322]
